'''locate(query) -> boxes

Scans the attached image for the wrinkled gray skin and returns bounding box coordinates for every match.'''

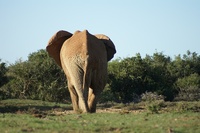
[47,30,116,113]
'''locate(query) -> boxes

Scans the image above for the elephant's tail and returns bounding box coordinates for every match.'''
[82,60,92,92]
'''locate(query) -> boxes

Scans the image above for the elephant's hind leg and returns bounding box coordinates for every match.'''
[68,65,90,112]
[68,83,79,112]
[68,78,89,113]
[88,87,102,113]
[62,61,89,113]
[88,69,107,113]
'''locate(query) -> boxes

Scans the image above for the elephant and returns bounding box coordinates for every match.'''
[46,30,116,113]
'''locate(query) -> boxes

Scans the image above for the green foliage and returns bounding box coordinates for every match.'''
[175,73,200,101]
[169,51,200,78]
[0,59,9,99]
[108,54,150,103]
[1,50,200,103]
[108,52,177,102]
[0,50,69,102]
[141,92,165,102]
[0,59,8,87]
[108,51,200,103]
[99,84,115,103]
[141,92,165,114]
[147,103,161,114]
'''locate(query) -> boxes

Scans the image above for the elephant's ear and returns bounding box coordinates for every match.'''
[46,30,72,67]
[95,34,116,61]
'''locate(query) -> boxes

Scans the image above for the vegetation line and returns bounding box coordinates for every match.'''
[0,50,200,103]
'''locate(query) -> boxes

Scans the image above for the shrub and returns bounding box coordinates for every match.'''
[141,91,165,102]
[175,73,200,101]
[141,92,165,113]
[1,50,70,102]
[99,85,115,103]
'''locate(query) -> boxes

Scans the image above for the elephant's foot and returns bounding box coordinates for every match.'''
[78,99,89,113]
[89,108,96,113]
[88,99,97,113]
[79,106,89,113]
[88,102,97,113]
[88,104,97,113]
[73,107,89,113]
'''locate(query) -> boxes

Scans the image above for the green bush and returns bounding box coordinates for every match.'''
[141,92,165,113]
[0,50,70,102]
[1,50,200,103]
[108,52,177,102]
[176,73,200,101]
[141,91,165,102]
[0,60,9,99]
[0,59,8,87]
[98,85,115,103]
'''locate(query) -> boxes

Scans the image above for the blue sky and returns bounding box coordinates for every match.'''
[0,0,200,64]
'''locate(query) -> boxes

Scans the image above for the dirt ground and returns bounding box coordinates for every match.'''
[51,107,145,116]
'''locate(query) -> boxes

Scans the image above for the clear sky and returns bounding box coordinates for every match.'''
[0,0,200,64]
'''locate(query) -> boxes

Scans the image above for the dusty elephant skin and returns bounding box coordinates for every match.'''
[46,30,116,113]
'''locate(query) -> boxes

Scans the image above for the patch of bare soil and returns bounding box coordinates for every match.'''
[97,108,144,114]
[51,106,145,116]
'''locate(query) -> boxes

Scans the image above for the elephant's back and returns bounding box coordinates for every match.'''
[61,30,107,62]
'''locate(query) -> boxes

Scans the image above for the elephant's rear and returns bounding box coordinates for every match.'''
[60,30,107,86]
[47,29,116,113]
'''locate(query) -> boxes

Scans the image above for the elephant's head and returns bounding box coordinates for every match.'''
[46,30,72,67]
[95,34,116,61]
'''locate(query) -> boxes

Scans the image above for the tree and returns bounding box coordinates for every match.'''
[108,52,178,102]
[170,51,200,79]
[0,59,8,87]
[27,49,69,101]
[0,59,9,99]
[108,54,150,103]
[1,50,70,102]
[6,59,35,98]
[176,73,200,101]
[2,50,199,102]
[145,52,177,101]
